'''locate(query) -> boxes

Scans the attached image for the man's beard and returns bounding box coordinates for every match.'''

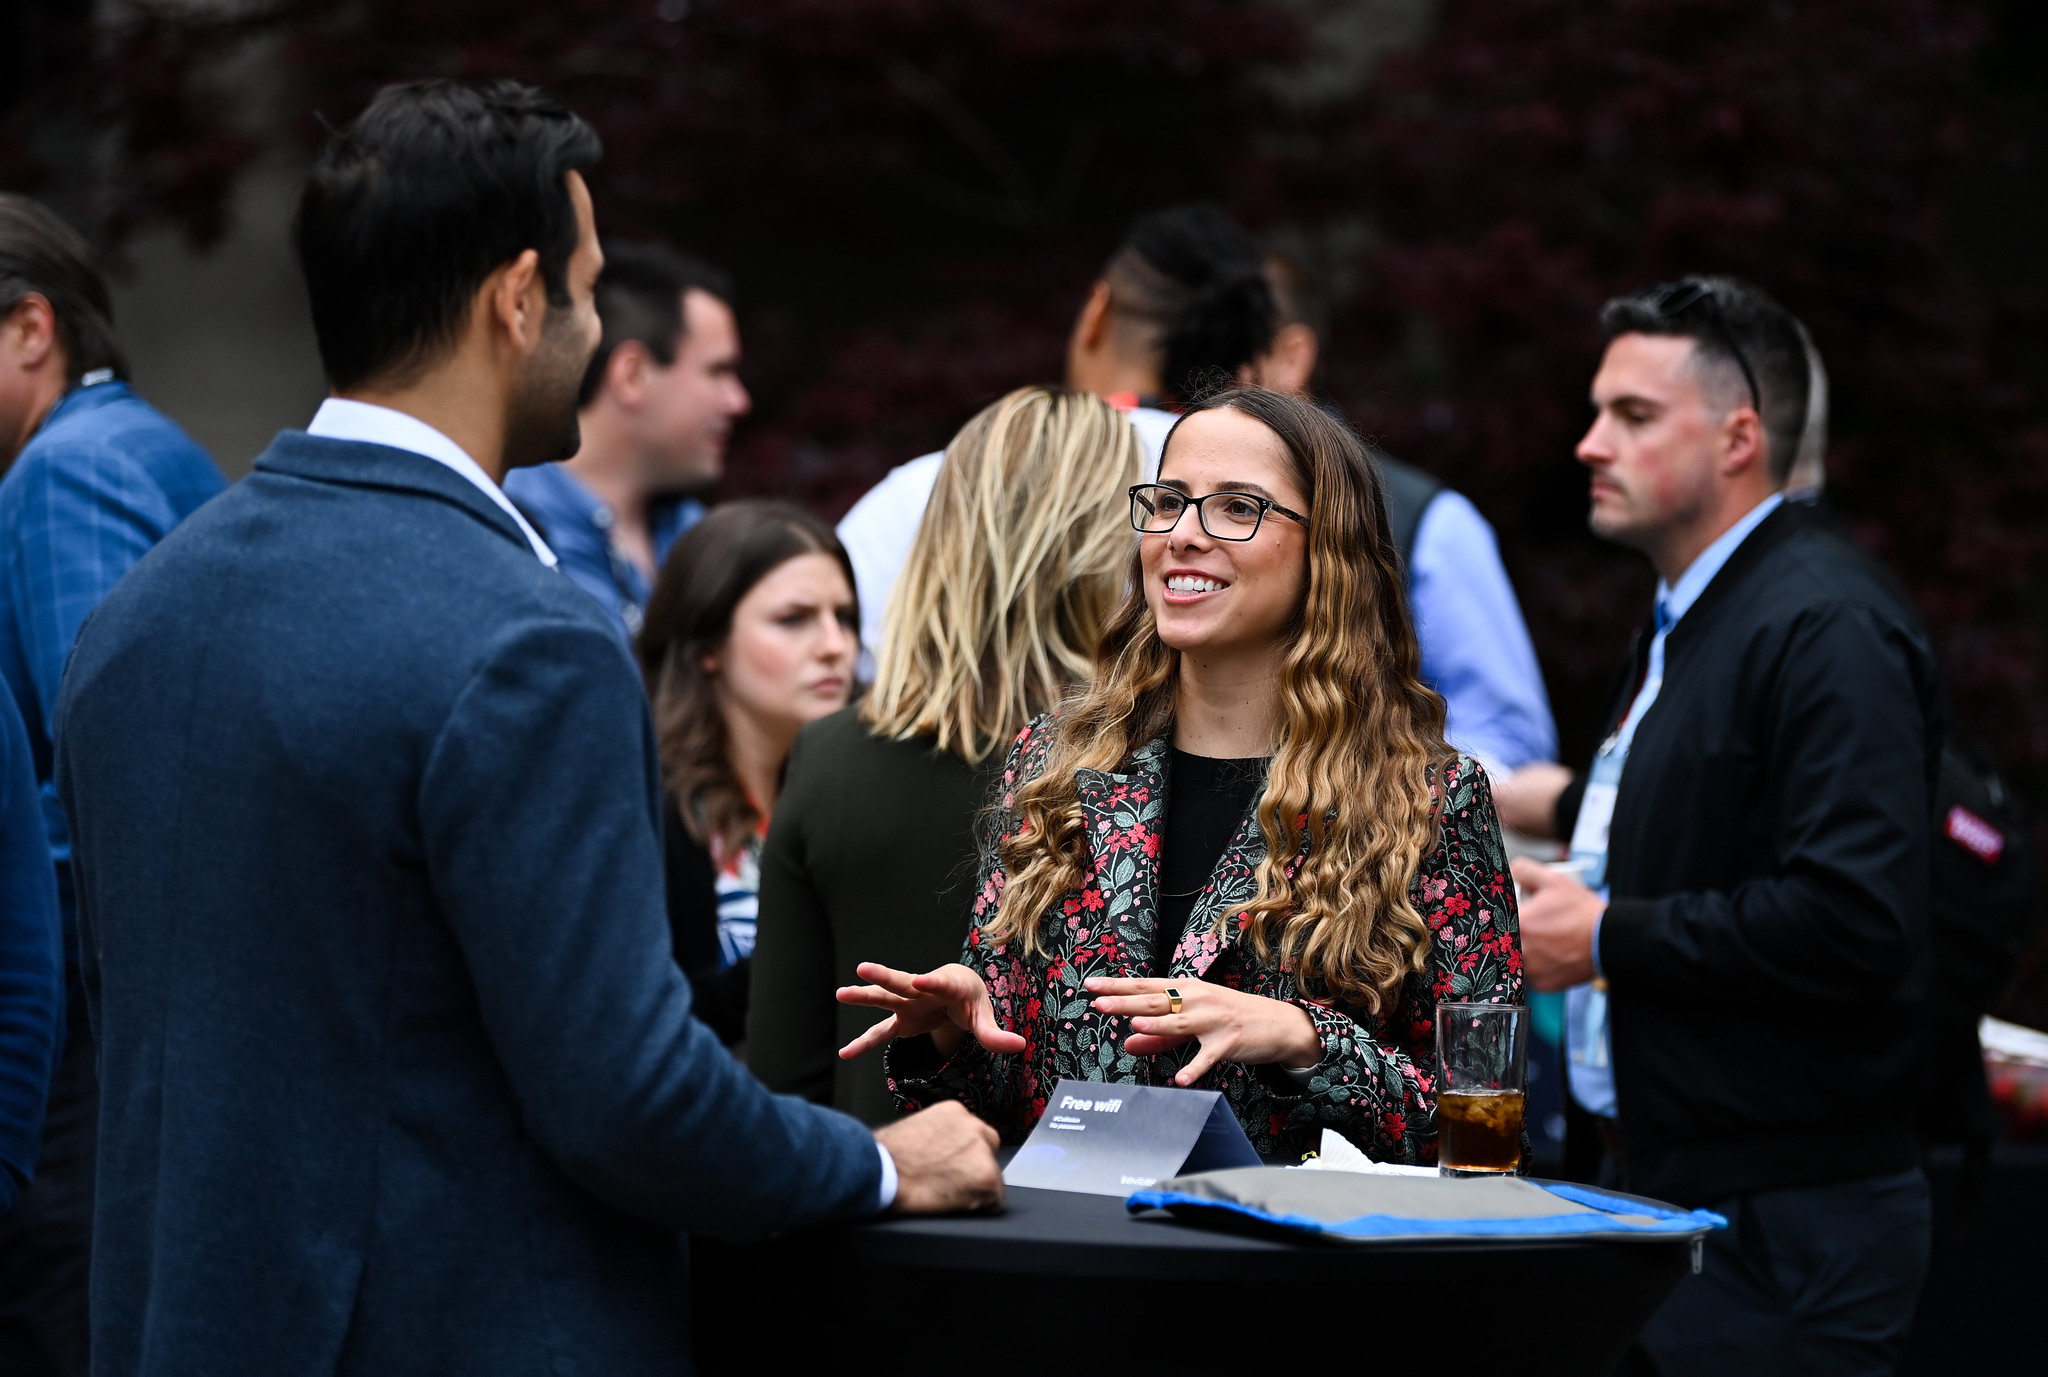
[503,308,589,472]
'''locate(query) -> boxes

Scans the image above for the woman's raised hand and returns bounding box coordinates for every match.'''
[1086,976,1322,1086]
[836,962,1028,1060]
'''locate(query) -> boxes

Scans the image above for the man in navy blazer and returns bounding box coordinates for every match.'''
[54,80,1001,1376]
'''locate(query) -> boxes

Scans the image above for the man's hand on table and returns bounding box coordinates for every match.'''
[874,1102,1003,1215]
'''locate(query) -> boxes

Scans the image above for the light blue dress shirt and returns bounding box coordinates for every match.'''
[502,462,703,640]
[1408,490,1557,774]
[1565,492,1784,1116]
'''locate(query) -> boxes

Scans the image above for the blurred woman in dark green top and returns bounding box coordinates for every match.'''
[747,386,1141,1123]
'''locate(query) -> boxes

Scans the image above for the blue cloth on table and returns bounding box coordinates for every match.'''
[1128,1169,1726,1243]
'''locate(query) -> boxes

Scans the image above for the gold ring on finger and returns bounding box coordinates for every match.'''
[1165,986,1184,1016]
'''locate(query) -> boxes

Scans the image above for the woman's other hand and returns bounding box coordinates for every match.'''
[836,962,1028,1061]
[1086,976,1321,1086]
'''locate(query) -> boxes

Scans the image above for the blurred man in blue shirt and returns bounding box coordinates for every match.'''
[1255,255,1556,776]
[0,193,223,1377]
[504,243,748,638]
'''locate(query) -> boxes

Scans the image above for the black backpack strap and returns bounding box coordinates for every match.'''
[1371,449,1445,581]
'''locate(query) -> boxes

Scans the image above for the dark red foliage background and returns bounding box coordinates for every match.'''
[5,1,2046,900]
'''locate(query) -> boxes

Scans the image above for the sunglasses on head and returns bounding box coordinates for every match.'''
[1644,279,1762,414]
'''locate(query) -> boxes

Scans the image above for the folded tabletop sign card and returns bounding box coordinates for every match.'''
[1002,1078,1263,1197]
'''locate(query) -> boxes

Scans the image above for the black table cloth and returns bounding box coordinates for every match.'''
[693,1183,1696,1375]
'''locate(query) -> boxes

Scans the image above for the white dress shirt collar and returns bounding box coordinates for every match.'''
[306,398,557,567]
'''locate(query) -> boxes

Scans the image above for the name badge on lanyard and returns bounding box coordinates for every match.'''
[1570,783,1618,871]
[1566,740,1622,893]
[1570,661,1658,893]
[1564,645,1662,1113]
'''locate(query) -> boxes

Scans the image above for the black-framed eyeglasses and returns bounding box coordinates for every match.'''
[1128,483,1309,541]
[1644,278,1762,413]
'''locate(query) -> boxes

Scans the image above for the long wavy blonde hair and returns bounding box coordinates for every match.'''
[862,387,1141,764]
[987,388,1451,1014]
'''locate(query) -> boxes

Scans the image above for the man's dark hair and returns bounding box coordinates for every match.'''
[578,241,733,407]
[1600,275,1812,483]
[0,193,126,385]
[1106,204,1277,407]
[293,79,603,391]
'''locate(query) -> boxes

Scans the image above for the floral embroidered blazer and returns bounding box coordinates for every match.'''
[885,716,1522,1164]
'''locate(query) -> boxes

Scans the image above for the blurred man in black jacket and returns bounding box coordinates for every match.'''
[1495,276,1941,1376]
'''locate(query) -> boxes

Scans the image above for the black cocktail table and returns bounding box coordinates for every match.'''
[694,1182,1696,1375]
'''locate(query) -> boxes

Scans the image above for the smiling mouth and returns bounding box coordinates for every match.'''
[1163,574,1228,596]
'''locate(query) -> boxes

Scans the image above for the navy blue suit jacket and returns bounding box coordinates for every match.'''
[56,433,883,1376]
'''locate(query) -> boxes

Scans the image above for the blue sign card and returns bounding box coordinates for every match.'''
[1002,1078,1263,1197]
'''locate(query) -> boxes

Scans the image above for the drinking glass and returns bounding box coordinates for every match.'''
[1435,1002,1527,1177]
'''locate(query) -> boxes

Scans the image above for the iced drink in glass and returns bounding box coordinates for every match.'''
[1436,1002,1528,1177]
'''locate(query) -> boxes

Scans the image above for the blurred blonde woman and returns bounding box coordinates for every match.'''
[746,387,1141,1123]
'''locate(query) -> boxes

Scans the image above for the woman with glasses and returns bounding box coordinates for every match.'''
[838,388,1521,1162]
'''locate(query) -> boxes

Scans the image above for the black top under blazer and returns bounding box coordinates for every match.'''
[1561,501,1943,1207]
[55,433,884,1377]
[748,707,1000,1125]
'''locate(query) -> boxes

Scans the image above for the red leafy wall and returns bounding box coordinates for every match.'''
[5,0,2043,869]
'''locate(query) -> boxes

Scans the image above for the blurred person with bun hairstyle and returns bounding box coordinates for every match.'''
[1069,203,1278,415]
[839,388,1522,1161]
[749,387,1140,1124]
[837,203,1278,674]
[638,500,860,1045]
